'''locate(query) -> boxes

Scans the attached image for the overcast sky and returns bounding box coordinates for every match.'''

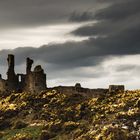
[0,0,140,89]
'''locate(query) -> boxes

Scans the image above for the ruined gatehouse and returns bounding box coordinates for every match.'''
[0,54,47,93]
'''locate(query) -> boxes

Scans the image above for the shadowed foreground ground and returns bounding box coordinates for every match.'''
[0,89,140,140]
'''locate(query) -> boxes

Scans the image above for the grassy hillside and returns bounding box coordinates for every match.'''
[0,89,140,140]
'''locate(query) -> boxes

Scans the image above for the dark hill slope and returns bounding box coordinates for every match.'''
[0,90,140,140]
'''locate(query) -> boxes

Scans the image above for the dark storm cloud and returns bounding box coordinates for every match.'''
[0,44,108,81]
[94,0,140,21]
[1,32,140,69]
[0,0,140,74]
[0,0,101,29]
[71,0,140,57]
[0,41,106,69]
[72,0,140,36]
[69,11,94,22]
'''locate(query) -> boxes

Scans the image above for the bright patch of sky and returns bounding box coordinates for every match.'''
[0,21,95,50]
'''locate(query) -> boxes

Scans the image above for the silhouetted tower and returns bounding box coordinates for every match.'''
[26,57,34,74]
[7,54,16,81]
[7,54,18,89]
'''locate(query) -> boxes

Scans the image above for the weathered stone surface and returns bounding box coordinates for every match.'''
[26,57,34,74]
[7,54,17,81]
[7,54,15,72]
[0,54,47,93]
[34,65,43,72]
[24,63,46,92]
[6,54,18,91]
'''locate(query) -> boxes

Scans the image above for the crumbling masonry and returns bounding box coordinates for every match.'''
[0,54,47,93]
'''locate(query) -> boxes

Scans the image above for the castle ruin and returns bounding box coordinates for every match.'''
[0,54,125,94]
[0,54,47,93]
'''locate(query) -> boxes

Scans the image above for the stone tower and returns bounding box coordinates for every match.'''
[26,57,34,74]
[7,54,18,91]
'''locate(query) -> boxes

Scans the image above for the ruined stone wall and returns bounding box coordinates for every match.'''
[24,72,46,92]
[0,79,7,93]
[24,65,47,93]
[17,74,26,92]
[109,85,125,92]
[52,85,108,97]
[0,55,47,93]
